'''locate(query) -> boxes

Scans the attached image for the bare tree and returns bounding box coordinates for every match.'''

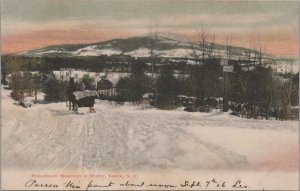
[197,25,209,63]
[147,25,159,105]
[189,40,200,64]
[257,42,263,66]
[226,34,233,60]
[207,32,216,59]
[193,26,216,63]
[245,40,252,64]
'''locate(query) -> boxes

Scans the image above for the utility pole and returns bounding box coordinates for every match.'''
[223,71,228,111]
[222,63,233,112]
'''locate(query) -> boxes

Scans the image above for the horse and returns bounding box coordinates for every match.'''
[66,77,80,111]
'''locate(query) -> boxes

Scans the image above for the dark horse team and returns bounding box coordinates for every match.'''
[66,77,99,113]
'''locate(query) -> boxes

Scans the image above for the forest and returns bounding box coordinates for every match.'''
[1,53,298,120]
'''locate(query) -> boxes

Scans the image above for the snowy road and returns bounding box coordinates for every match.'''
[2,90,298,172]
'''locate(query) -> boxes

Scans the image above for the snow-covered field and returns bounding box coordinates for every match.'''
[2,87,298,173]
[53,70,129,86]
[53,70,186,86]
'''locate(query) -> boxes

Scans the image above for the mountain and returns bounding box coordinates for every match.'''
[16,32,271,60]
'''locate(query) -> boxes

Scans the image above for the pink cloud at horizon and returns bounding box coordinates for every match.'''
[2,28,299,57]
[2,29,138,54]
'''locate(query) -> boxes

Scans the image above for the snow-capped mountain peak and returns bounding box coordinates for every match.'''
[15,33,273,61]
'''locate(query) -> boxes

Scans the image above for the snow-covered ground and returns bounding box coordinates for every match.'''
[53,70,187,86]
[53,70,129,86]
[2,87,298,173]
[268,59,299,74]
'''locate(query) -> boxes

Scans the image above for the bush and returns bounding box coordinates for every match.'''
[116,76,151,102]
[155,94,177,110]
[115,77,135,102]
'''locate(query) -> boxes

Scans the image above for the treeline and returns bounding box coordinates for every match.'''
[115,61,222,108]
[115,61,298,114]
[1,55,189,74]
[2,55,298,119]
[1,55,127,73]
[2,59,98,103]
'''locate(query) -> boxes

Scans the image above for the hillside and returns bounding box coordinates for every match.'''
[17,32,267,60]
[9,32,298,73]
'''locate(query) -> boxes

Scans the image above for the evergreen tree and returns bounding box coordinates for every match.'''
[156,65,180,96]
[115,62,151,102]
[291,73,299,106]
[155,65,181,109]
[229,64,249,103]
[246,66,274,110]
[188,63,222,101]
[44,78,68,102]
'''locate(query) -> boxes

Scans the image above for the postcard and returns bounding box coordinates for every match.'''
[1,0,299,190]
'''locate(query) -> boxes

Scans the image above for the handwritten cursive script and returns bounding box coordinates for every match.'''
[86,180,114,190]
[25,179,58,188]
[24,178,251,190]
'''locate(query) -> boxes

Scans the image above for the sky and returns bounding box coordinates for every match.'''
[1,0,299,56]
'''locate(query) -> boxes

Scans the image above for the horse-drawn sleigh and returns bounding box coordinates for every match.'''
[66,77,99,114]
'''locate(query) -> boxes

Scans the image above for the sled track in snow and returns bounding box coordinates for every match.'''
[2,100,298,171]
